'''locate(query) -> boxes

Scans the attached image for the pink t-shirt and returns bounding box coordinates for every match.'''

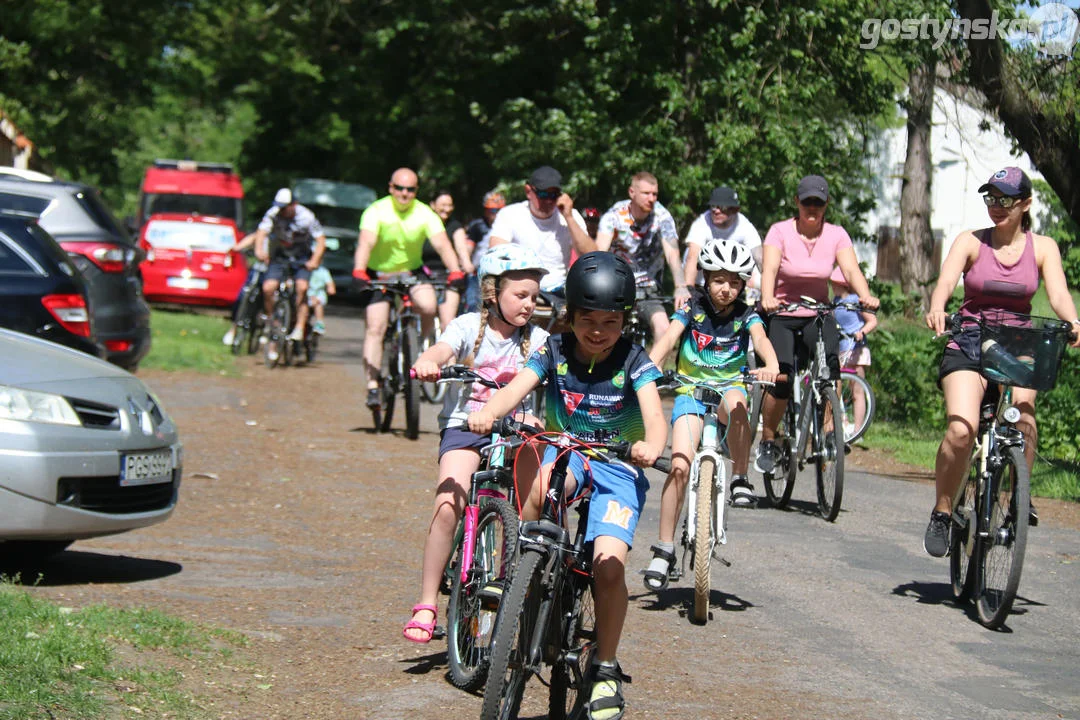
[763,218,853,317]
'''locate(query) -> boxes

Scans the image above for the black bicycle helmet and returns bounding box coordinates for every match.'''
[565,251,636,314]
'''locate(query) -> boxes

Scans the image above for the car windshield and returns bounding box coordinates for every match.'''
[306,204,363,230]
[143,193,242,225]
[144,219,235,251]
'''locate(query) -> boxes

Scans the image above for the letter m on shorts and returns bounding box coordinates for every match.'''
[601,500,634,530]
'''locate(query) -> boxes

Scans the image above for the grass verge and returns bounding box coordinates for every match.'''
[140,309,238,375]
[0,580,250,719]
[863,421,1080,501]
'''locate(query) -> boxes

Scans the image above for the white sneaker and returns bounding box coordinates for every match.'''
[842,421,856,440]
[222,328,235,346]
[287,326,305,342]
[267,347,279,363]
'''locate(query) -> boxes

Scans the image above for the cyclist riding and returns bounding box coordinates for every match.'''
[596,171,690,347]
[487,165,596,295]
[756,175,878,474]
[352,167,467,410]
[254,188,327,346]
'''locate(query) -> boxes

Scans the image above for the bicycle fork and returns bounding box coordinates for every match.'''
[688,415,729,551]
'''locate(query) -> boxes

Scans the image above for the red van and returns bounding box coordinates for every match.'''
[136,160,247,307]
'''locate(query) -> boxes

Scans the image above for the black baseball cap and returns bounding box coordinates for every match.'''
[709,186,740,208]
[528,166,562,189]
[796,175,829,202]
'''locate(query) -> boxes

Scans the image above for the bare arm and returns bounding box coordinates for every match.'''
[306,234,326,270]
[760,244,782,312]
[558,195,597,255]
[835,247,877,309]
[749,323,780,374]
[427,230,462,274]
[683,241,701,289]
[254,229,270,262]
[661,235,690,304]
[1036,234,1080,348]
[595,230,614,252]
[451,227,474,274]
[631,382,668,467]
[412,341,457,381]
[467,369,541,434]
[926,231,977,334]
[353,228,378,271]
[648,316,686,368]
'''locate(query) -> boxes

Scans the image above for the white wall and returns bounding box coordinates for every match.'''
[863,88,1047,268]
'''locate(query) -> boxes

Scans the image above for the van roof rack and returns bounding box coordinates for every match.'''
[152,159,235,173]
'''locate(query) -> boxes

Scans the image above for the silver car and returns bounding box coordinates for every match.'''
[0,328,181,557]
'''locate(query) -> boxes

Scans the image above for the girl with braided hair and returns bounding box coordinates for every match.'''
[402,245,549,643]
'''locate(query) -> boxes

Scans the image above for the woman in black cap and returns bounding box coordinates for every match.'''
[921,166,1080,558]
[754,175,879,482]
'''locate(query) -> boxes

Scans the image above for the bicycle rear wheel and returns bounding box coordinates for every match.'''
[481,550,545,720]
[974,444,1029,629]
[692,457,716,624]
[815,385,845,522]
[264,297,291,369]
[949,462,978,601]
[837,372,875,443]
[447,499,519,692]
[747,384,763,445]
[548,574,595,720]
[246,313,264,355]
[763,407,796,508]
[419,327,447,404]
[402,322,421,439]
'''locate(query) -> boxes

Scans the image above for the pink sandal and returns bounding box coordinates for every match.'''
[402,604,438,644]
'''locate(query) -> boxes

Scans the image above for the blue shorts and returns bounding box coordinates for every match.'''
[439,426,490,458]
[265,261,312,283]
[542,445,648,548]
[671,387,747,423]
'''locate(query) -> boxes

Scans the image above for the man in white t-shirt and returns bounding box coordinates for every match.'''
[596,171,687,342]
[488,165,595,293]
[682,186,763,297]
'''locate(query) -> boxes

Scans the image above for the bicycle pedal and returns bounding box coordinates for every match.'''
[844,444,852,455]
[430,624,447,640]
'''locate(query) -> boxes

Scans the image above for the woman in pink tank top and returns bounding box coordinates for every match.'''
[921,166,1080,559]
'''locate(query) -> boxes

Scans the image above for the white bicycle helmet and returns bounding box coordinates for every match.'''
[477,244,550,283]
[698,238,754,280]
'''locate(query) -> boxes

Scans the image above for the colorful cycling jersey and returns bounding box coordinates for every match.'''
[599,199,679,285]
[359,196,446,273]
[258,204,324,261]
[672,295,762,388]
[525,334,662,444]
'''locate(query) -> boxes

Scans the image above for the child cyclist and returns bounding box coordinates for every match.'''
[402,245,550,644]
[468,251,667,720]
[642,238,779,592]
[830,265,877,439]
[306,264,336,335]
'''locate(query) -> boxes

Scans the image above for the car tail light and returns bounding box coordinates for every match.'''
[105,339,133,352]
[59,241,135,273]
[41,294,92,337]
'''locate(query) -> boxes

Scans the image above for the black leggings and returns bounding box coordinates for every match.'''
[765,314,840,399]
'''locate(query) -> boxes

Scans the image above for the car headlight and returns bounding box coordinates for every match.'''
[0,385,81,426]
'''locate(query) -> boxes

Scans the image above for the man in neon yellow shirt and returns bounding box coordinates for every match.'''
[353,167,465,411]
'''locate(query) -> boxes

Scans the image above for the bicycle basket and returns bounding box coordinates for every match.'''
[978,310,1071,391]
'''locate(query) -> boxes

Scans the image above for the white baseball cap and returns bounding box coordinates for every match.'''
[273,188,293,207]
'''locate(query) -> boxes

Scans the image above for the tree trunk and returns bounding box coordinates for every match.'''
[957,0,1080,225]
[899,58,937,309]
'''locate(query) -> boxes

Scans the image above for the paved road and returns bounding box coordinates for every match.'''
[326,309,1080,720]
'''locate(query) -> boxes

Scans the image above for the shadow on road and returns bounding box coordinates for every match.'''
[0,550,182,586]
[635,586,754,619]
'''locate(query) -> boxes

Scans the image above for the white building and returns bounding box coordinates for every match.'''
[861,87,1047,277]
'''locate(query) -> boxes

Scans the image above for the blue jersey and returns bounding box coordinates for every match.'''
[672,295,762,388]
[525,334,662,444]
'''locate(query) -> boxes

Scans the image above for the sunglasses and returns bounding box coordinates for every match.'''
[799,197,827,207]
[983,194,1023,208]
[710,206,739,214]
[392,184,418,193]
[532,187,561,200]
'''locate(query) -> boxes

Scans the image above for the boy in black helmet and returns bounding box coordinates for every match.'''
[468,251,666,720]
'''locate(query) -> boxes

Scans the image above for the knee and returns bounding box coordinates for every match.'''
[943,418,976,452]
[592,554,625,587]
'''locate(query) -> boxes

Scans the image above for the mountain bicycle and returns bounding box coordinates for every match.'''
[264,259,317,368]
[752,298,853,521]
[480,422,670,720]
[942,311,1074,628]
[419,312,448,405]
[659,369,778,624]
[369,274,423,439]
[230,260,267,356]
[413,367,536,691]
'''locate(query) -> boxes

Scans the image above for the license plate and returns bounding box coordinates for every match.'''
[166,277,210,290]
[120,450,174,486]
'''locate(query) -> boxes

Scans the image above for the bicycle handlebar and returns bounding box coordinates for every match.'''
[660,368,788,389]
[495,416,671,473]
[408,364,502,389]
[775,296,876,315]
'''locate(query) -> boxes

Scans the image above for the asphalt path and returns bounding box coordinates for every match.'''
[322,308,1080,720]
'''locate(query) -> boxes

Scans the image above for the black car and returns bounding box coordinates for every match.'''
[0,176,151,370]
[0,214,105,358]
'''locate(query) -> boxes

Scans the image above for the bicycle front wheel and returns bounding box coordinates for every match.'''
[548,575,595,720]
[763,408,796,509]
[481,550,545,720]
[815,385,845,522]
[974,444,1030,629]
[264,297,291,369]
[692,457,716,624]
[949,462,978,601]
[837,372,875,443]
[402,322,421,440]
[447,499,519,692]
[378,330,398,433]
